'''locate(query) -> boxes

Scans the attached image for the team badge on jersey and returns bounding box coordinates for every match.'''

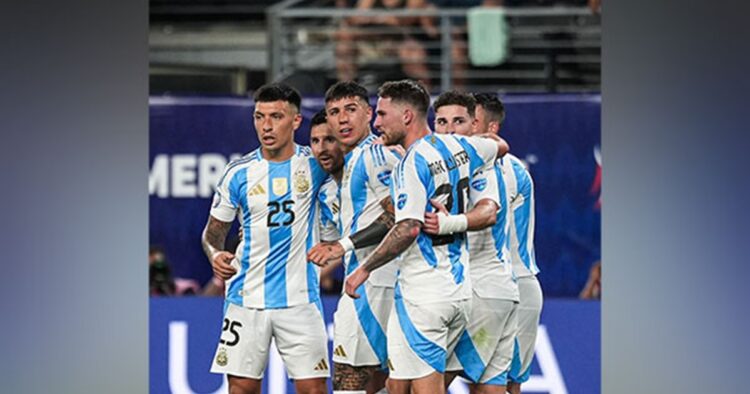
[397,193,408,209]
[215,347,228,366]
[272,178,288,195]
[294,169,310,194]
[377,170,392,186]
[471,178,488,191]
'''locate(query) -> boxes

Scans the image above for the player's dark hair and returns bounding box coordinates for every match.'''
[310,109,327,127]
[253,83,302,112]
[325,80,370,105]
[433,90,477,118]
[472,92,505,125]
[377,79,430,117]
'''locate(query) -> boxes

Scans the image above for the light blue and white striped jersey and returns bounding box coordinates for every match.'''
[391,133,499,304]
[466,159,520,302]
[339,133,402,287]
[317,176,341,242]
[501,153,539,278]
[210,145,329,309]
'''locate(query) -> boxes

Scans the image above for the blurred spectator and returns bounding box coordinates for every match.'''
[149,246,176,296]
[335,0,437,88]
[579,261,601,300]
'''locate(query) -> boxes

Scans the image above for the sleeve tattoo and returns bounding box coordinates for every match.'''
[361,219,421,273]
[349,196,396,249]
[201,216,232,260]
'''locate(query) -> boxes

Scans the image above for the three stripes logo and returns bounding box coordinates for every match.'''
[313,358,329,371]
[387,358,395,371]
[248,184,266,196]
[333,345,347,358]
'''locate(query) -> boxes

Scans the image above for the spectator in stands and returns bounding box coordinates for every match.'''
[425,0,495,89]
[579,260,601,300]
[335,0,437,88]
[149,246,176,296]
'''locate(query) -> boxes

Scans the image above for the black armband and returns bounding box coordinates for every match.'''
[350,212,394,249]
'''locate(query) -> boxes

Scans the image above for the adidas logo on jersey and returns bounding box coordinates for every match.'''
[248,184,266,196]
[333,345,347,358]
[313,358,328,371]
[387,358,395,371]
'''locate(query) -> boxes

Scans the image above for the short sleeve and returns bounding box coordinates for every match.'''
[511,158,533,210]
[392,152,431,223]
[210,164,241,222]
[469,160,501,208]
[366,144,402,201]
[468,136,499,164]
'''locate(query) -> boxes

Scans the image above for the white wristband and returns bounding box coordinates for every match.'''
[337,237,355,253]
[438,213,468,235]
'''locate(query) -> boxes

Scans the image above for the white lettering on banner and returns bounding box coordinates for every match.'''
[520,325,569,394]
[448,377,470,394]
[199,154,228,198]
[168,321,227,394]
[172,155,198,198]
[149,153,243,198]
[149,155,169,198]
[164,321,567,394]
[268,340,287,393]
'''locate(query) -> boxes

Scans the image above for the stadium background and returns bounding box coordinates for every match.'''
[149,1,601,393]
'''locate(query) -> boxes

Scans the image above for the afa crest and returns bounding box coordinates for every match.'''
[216,347,228,367]
[294,169,310,193]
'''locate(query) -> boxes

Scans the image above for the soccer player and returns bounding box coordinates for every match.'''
[473,92,542,394]
[307,81,401,394]
[201,83,330,394]
[344,80,508,394]
[309,109,344,244]
[429,90,520,394]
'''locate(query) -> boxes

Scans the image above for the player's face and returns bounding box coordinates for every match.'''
[310,123,344,174]
[373,97,407,146]
[434,104,476,136]
[325,96,373,149]
[253,100,302,152]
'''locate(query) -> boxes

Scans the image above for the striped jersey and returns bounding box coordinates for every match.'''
[501,153,539,278]
[391,133,499,305]
[339,133,401,287]
[317,176,341,242]
[466,159,520,302]
[210,145,329,309]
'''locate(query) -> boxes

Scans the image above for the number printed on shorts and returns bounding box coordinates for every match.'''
[220,318,242,346]
[267,200,295,227]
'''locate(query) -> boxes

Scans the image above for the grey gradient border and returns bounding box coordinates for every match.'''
[2,0,750,392]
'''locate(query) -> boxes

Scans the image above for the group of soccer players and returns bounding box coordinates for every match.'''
[200,79,541,394]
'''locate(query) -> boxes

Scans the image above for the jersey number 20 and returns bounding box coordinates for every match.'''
[430,177,469,245]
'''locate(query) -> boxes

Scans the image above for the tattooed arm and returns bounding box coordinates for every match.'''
[344,218,421,298]
[201,216,237,280]
[307,196,395,266]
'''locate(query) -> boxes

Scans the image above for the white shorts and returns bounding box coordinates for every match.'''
[509,276,543,383]
[386,295,470,380]
[447,296,518,385]
[210,302,330,380]
[332,284,394,367]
